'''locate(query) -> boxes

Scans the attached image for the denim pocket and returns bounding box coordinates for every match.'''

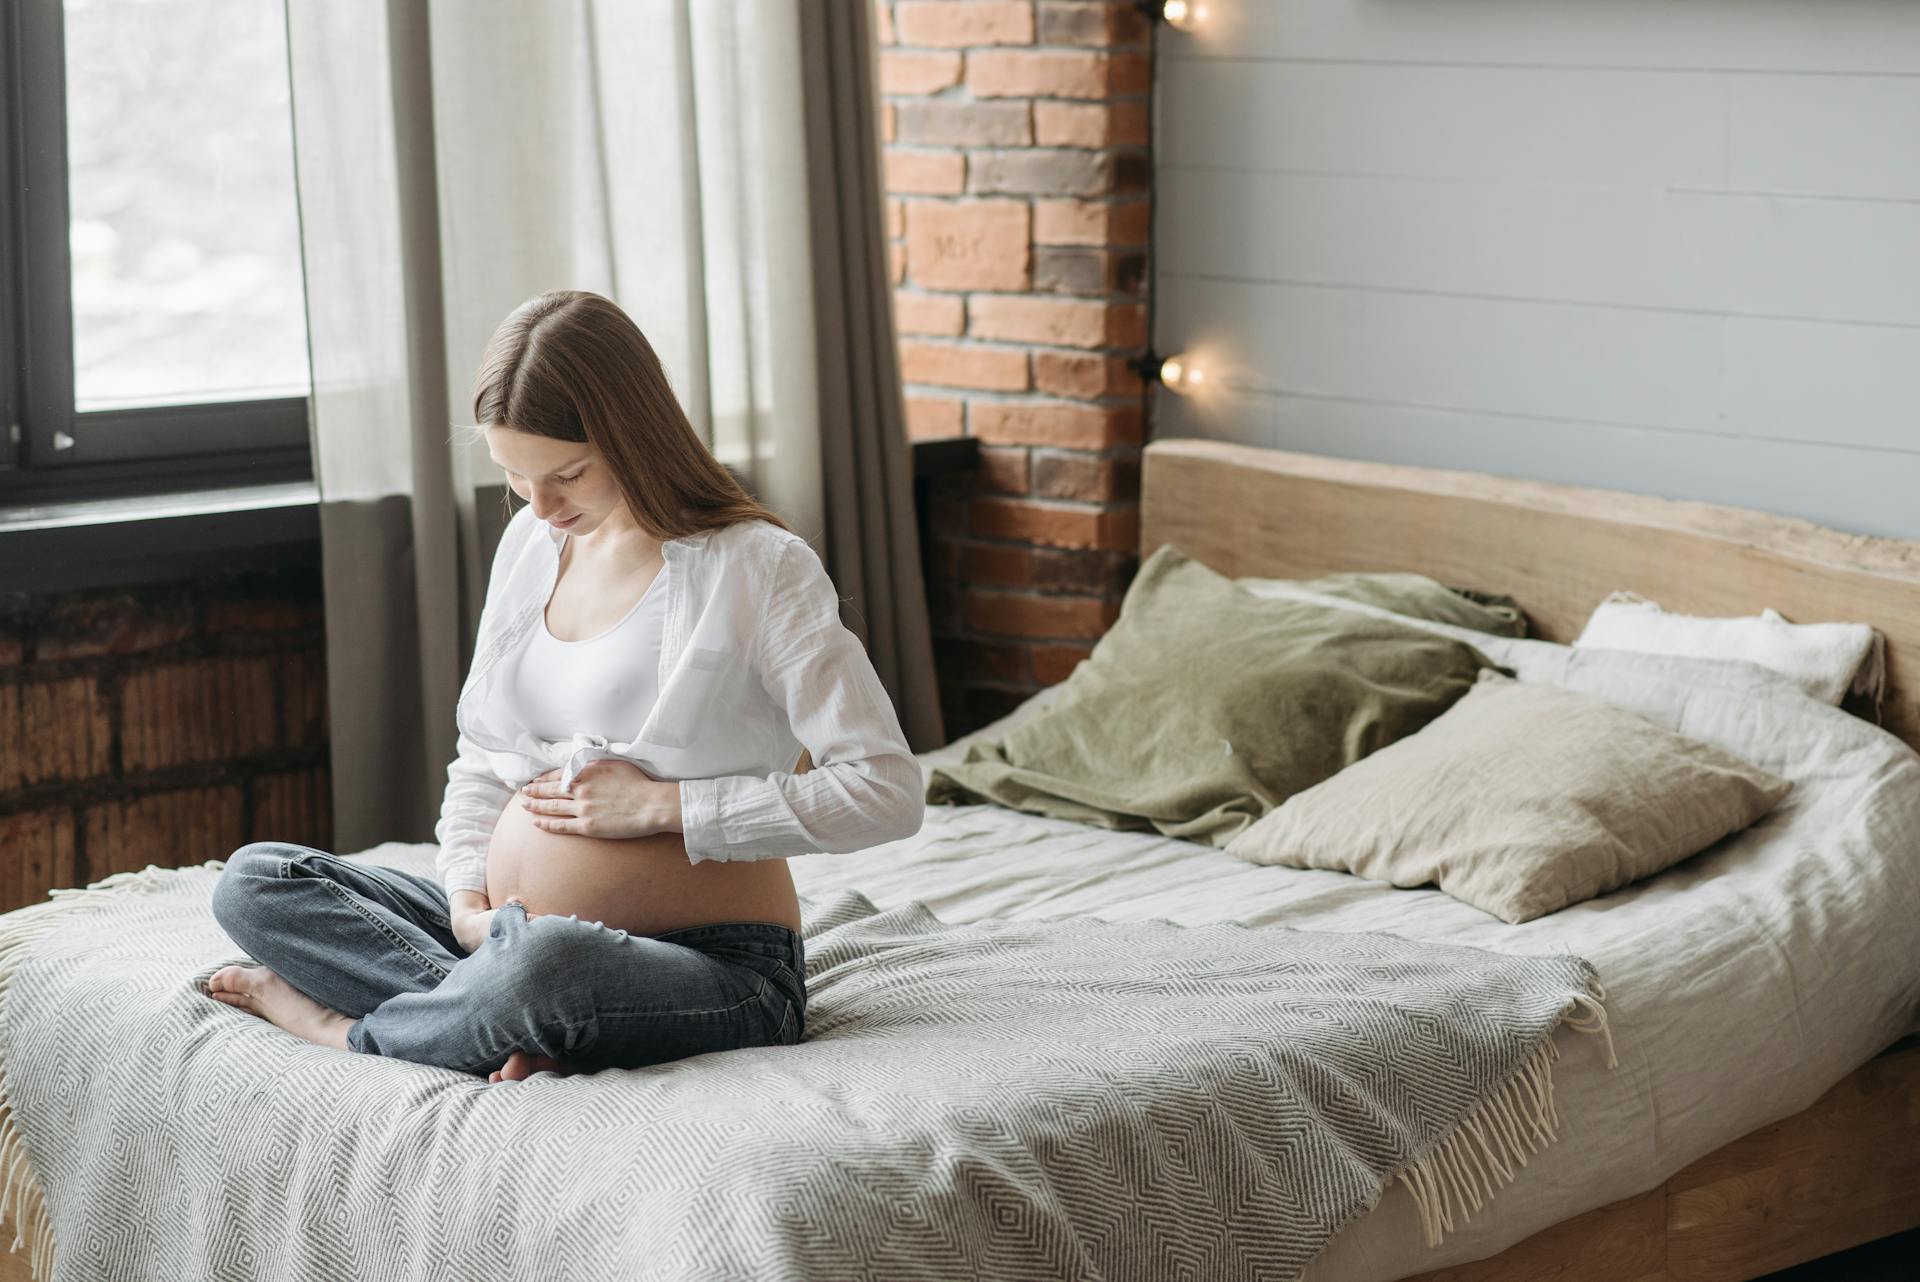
[770,959,802,997]
[760,960,804,1045]
[752,978,798,1046]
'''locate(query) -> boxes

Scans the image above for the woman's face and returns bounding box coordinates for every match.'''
[485,426,624,536]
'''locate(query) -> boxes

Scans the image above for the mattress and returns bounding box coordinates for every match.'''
[788,623,1920,1282]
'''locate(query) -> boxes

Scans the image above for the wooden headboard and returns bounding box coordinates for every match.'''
[1140,438,1920,753]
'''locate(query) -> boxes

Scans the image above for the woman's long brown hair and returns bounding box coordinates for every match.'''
[467,289,792,538]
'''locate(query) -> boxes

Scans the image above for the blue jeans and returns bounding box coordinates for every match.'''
[208,842,806,1077]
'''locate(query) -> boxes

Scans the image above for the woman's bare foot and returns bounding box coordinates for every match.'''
[488,1049,585,1083]
[205,964,353,1052]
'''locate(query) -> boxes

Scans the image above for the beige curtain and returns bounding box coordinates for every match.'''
[285,0,942,855]
[797,1,945,756]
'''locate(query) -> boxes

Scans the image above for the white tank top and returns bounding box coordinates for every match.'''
[498,561,669,743]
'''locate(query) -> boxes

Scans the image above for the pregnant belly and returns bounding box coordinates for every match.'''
[484,795,801,937]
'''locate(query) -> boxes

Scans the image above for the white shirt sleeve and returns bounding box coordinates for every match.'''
[678,537,925,864]
[432,507,530,896]
[433,723,515,895]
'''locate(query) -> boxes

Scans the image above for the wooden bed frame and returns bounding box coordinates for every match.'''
[1141,437,1920,1282]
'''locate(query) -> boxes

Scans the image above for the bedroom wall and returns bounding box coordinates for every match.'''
[0,566,333,912]
[877,1,1153,737]
[1151,2,1920,541]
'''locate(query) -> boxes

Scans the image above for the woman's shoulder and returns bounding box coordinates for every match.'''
[702,517,809,562]
[698,521,833,615]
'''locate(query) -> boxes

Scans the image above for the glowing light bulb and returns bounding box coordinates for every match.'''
[1157,355,1204,394]
[1162,0,1209,32]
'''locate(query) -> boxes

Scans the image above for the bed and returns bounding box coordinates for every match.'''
[810,438,1920,1282]
[940,438,1920,1282]
[0,438,1914,1281]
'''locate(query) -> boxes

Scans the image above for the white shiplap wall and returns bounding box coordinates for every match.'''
[1152,1,1920,538]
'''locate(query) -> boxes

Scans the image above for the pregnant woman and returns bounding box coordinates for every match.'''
[202,288,924,1082]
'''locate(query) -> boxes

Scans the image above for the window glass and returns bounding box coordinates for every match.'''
[63,0,310,412]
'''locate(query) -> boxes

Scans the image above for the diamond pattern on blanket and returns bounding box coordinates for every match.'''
[0,859,1612,1282]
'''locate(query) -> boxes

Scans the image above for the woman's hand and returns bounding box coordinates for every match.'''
[451,905,497,954]
[517,760,680,839]
[451,895,537,953]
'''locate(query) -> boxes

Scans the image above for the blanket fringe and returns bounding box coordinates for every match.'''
[1389,979,1618,1250]
[0,862,202,1281]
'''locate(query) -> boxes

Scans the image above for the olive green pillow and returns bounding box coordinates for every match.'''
[1241,571,1528,638]
[925,544,1502,846]
[1225,670,1794,923]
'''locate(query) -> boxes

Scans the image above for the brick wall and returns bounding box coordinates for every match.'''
[879,0,1153,738]
[0,565,332,911]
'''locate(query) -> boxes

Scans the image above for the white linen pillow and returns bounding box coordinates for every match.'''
[1573,592,1884,710]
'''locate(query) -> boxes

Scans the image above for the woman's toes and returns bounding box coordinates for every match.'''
[489,1050,578,1082]
[206,965,260,1004]
[201,964,350,1050]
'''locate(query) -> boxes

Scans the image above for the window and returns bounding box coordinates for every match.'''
[1,0,314,507]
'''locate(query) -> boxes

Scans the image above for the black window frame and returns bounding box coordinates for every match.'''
[0,0,314,509]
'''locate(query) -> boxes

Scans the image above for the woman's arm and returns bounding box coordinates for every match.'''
[676,538,924,864]
[434,723,516,894]
[433,504,535,896]
[448,887,495,952]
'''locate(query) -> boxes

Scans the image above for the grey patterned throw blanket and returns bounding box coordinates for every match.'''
[0,858,1615,1282]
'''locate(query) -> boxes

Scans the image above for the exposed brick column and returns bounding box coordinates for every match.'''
[878,0,1151,738]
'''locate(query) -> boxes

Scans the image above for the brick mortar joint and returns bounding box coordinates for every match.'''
[902,339,1046,353]
[956,286,1147,300]
[962,143,1149,155]
[887,196,1151,209]
[887,43,1152,53]
[0,748,332,819]
[908,386,1145,406]
[946,389,1149,407]
[884,91,1151,103]
[955,584,1136,598]
[0,633,329,686]
[957,541,1137,557]
[973,492,1141,508]
[960,589,1133,607]
[1028,444,1144,460]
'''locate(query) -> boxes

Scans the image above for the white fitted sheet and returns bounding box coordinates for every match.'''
[790,618,1920,1281]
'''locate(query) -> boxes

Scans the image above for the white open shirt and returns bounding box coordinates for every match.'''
[433,504,925,895]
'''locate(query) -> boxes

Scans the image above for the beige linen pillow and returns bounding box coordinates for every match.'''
[1225,670,1794,923]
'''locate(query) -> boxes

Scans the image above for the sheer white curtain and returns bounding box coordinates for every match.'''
[286,0,937,855]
